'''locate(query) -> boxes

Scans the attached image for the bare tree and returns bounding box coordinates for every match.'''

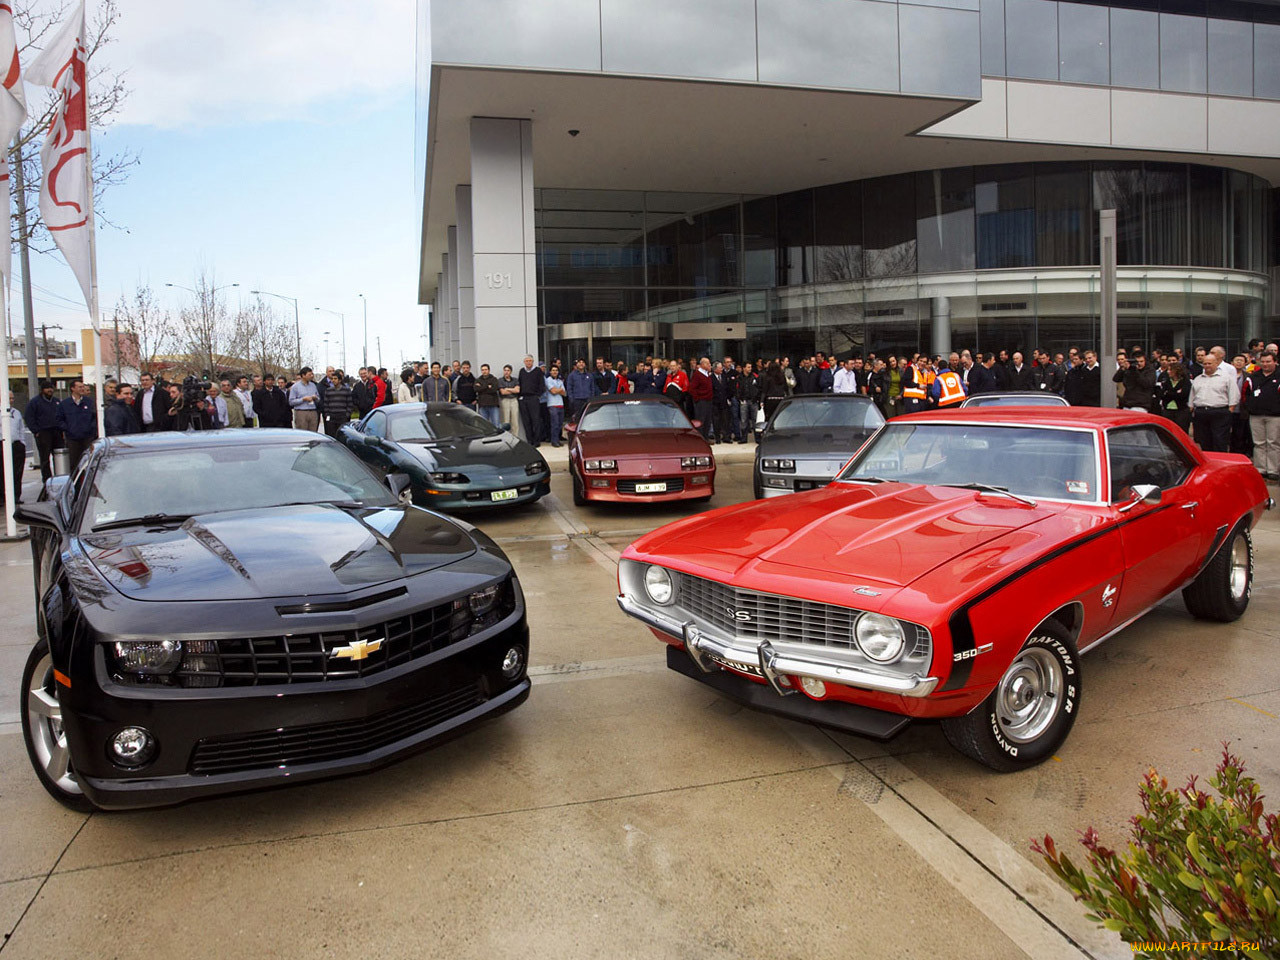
[9,0,138,251]
[175,271,231,379]
[231,296,297,378]
[112,283,175,375]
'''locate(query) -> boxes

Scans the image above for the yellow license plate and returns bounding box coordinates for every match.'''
[490,489,519,502]
[635,482,667,493]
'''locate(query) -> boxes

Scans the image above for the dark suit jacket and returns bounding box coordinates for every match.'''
[133,386,169,429]
[1007,365,1035,391]
[968,365,996,395]
[252,387,292,427]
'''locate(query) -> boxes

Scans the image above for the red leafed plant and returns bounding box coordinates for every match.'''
[1032,745,1279,958]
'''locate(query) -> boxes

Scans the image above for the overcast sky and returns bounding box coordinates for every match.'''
[13,0,427,374]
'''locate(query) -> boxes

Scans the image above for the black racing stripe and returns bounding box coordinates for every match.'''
[940,504,1173,691]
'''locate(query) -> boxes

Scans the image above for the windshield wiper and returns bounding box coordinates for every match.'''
[90,513,194,532]
[845,476,892,484]
[943,482,1037,506]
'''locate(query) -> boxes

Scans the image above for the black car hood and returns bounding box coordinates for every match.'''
[398,432,538,472]
[81,504,475,602]
[758,427,877,462]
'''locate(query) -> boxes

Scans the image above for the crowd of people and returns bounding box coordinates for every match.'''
[5,338,1278,507]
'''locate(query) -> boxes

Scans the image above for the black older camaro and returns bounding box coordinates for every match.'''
[16,430,530,810]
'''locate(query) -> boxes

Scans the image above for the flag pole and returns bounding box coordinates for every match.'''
[1,260,17,538]
[81,44,104,439]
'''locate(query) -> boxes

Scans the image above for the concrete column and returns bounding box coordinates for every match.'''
[447,226,462,363]
[455,185,477,363]
[439,252,452,365]
[1242,299,1264,348]
[930,296,951,357]
[470,117,538,368]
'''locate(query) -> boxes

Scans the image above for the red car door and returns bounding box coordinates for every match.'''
[1106,425,1202,624]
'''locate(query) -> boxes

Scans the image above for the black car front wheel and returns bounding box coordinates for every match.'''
[22,639,94,811]
[941,622,1080,772]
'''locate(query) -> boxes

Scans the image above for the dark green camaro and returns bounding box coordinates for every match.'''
[340,402,551,509]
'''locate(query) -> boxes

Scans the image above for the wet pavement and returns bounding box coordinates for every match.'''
[1,450,1277,959]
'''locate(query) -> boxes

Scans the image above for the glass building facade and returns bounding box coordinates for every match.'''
[537,161,1273,364]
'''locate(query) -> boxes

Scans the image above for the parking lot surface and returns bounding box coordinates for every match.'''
[2,452,1276,959]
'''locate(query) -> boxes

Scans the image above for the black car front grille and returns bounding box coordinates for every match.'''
[174,600,459,687]
[617,477,685,495]
[188,680,488,775]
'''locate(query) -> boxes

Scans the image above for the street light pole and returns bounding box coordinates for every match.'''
[249,289,301,370]
[358,293,368,368]
[314,308,346,372]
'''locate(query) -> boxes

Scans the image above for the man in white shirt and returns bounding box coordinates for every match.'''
[234,375,256,427]
[832,358,859,395]
[1189,353,1240,453]
[135,373,163,432]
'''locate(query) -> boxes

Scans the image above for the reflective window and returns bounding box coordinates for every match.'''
[917,168,976,273]
[600,0,756,81]
[537,190,645,288]
[1110,8,1159,90]
[743,197,777,288]
[430,0,601,72]
[757,0,898,92]
[1093,164,1145,265]
[1229,171,1255,272]
[1036,164,1090,267]
[1189,166,1225,268]
[1160,13,1207,94]
[1208,19,1254,97]
[1145,164,1188,267]
[899,4,983,97]
[975,164,1035,269]
[1058,2,1109,85]
[864,176,917,278]
[776,191,815,287]
[980,0,1006,76]
[1005,0,1059,81]
[1258,24,1280,99]
[813,182,862,283]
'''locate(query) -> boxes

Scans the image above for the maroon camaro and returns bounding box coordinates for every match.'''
[569,396,716,505]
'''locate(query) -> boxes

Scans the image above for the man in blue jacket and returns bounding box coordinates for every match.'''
[565,358,597,423]
[56,379,98,472]
[24,379,61,482]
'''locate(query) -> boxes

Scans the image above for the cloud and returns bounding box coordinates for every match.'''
[92,0,415,128]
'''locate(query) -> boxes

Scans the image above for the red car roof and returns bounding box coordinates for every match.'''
[897,406,1163,431]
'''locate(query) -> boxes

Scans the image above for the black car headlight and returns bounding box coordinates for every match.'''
[525,461,546,477]
[430,472,470,485]
[761,458,795,472]
[681,456,712,469]
[450,577,518,640]
[112,640,183,675]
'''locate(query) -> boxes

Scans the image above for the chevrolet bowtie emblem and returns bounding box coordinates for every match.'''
[330,638,384,661]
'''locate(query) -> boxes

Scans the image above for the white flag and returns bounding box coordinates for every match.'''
[27,0,93,312]
[0,0,28,286]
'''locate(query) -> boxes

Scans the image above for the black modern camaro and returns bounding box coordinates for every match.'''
[341,402,550,510]
[17,430,530,810]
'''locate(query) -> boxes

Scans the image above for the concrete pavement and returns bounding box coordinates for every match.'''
[1,462,1277,959]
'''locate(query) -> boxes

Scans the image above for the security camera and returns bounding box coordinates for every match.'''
[568,129,580,137]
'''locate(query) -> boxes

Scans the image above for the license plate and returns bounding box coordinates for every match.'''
[490,489,519,502]
[635,482,667,493]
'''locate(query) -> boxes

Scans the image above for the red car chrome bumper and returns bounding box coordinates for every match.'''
[581,471,714,503]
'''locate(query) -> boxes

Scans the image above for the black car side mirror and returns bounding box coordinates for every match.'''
[15,500,63,531]
[386,472,413,501]
[501,422,511,432]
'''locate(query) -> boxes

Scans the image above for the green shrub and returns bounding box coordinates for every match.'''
[1032,745,1279,959]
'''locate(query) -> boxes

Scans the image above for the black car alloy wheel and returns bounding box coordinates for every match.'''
[22,639,94,811]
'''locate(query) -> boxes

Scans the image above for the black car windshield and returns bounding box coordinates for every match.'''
[580,401,691,432]
[839,423,1098,502]
[389,406,499,441]
[83,441,395,531]
[769,397,884,432]
[964,394,1068,407]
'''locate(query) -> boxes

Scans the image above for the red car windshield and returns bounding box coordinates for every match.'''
[580,401,691,432]
[840,423,1099,503]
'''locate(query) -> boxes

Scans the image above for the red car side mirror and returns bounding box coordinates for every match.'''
[690,419,702,429]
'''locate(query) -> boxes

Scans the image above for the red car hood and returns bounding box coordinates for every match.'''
[576,429,711,460]
[630,482,1062,589]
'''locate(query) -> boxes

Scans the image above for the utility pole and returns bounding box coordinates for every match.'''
[113,312,122,382]
[376,336,382,370]
[38,324,54,380]
[12,147,37,398]
[358,293,368,368]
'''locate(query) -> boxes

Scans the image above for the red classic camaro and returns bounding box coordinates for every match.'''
[618,408,1271,770]
[569,395,715,505]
